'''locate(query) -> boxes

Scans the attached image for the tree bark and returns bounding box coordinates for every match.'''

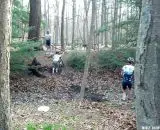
[0,0,12,129]
[80,0,96,100]
[101,0,104,45]
[104,0,108,47]
[83,0,91,45]
[112,0,118,49]
[61,0,66,51]
[54,0,59,45]
[135,0,160,129]
[71,0,76,49]
[28,0,41,41]
[65,10,69,46]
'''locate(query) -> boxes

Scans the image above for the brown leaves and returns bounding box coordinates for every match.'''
[11,62,136,130]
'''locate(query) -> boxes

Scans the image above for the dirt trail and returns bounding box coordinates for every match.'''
[11,51,136,130]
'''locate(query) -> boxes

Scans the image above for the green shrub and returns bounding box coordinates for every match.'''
[10,40,42,73]
[66,48,135,71]
[66,51,86,71]
[97,48,136,70]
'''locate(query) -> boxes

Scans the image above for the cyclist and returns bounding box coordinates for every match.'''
[52,51,64,74]
[121,57,135,100]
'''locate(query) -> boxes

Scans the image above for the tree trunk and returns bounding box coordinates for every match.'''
[28,0,41,41]
[65,11,69,46]
[54,0,59,45]
[112,0,118,49]
[135,0,160,129]
[71,0,76,50]
[83,0,91,45]
[0,0,12,129]
[44,0,47,34]
[118,0,122,41]
[47,0,50,30]
[104,0,108,47]
[80,0,96,100]
[101,0,104,45]
[61,0,65,51]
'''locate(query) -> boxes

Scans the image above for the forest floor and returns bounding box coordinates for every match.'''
[11,51,136,130]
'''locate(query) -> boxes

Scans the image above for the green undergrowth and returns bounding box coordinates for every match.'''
[66,51,86,71]
[66,48,135,71]
[10,40,42,73]
[97,48,135,70]
[26,123,69,130]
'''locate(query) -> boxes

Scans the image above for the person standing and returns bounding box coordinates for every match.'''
[44,31,53,54]
[121,57,134,101]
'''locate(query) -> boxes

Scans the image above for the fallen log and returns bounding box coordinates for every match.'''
[28,57,46,78]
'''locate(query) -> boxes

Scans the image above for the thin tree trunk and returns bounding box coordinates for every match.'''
[112,0,118,49]
[135,0,160,129]
[61,0,66,51]
[80,0,96,100]
[44,0,47,34]
[83,0,91,45]
[118,0,122,41]
[104,0,108,47]
[54,0,59,45]
[47,0,50,30]
[65,11,69,46]
[71,0,76,49]
[0,0,12,129]
[101,0,104,45]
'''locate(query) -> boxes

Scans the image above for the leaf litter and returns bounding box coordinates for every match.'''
[11,54,136,130]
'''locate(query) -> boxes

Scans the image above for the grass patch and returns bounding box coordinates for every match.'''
[26,123,68,130]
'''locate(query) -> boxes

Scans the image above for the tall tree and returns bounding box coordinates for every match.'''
[44,0,47,34]
[103,0,108,47]
[28,0,41,41]
[71,0,76,49]
[0,0,12,129]
[65,10,69,46]
[83,0,91,45]
[61,0,66,51]
[54,0,59,45]
[112,0,118,49]
[101,0,105,45]
[80,0,96,99]
[135,0,160,129]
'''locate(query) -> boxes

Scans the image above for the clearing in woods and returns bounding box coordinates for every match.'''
[11,51,136,130]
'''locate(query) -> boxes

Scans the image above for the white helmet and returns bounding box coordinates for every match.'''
[127,57,134,63]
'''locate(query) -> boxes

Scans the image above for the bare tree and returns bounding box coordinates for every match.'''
[65,10,69,46]
[103,0,108,47]
[112,0,118,49]
[61,0,66,51]
[135,0,160,129]
[54,0,59,45]
[83,0,91,45]
[101,0,104,45]
[0,0,12,129]
[80,0,96,99]
[28,0,41,41]
[71,0,76,49]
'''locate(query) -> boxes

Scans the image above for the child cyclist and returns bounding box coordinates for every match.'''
[121,57,135,100]
[52,51,64,74]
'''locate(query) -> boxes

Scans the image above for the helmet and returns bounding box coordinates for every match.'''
[127,57,134,63]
